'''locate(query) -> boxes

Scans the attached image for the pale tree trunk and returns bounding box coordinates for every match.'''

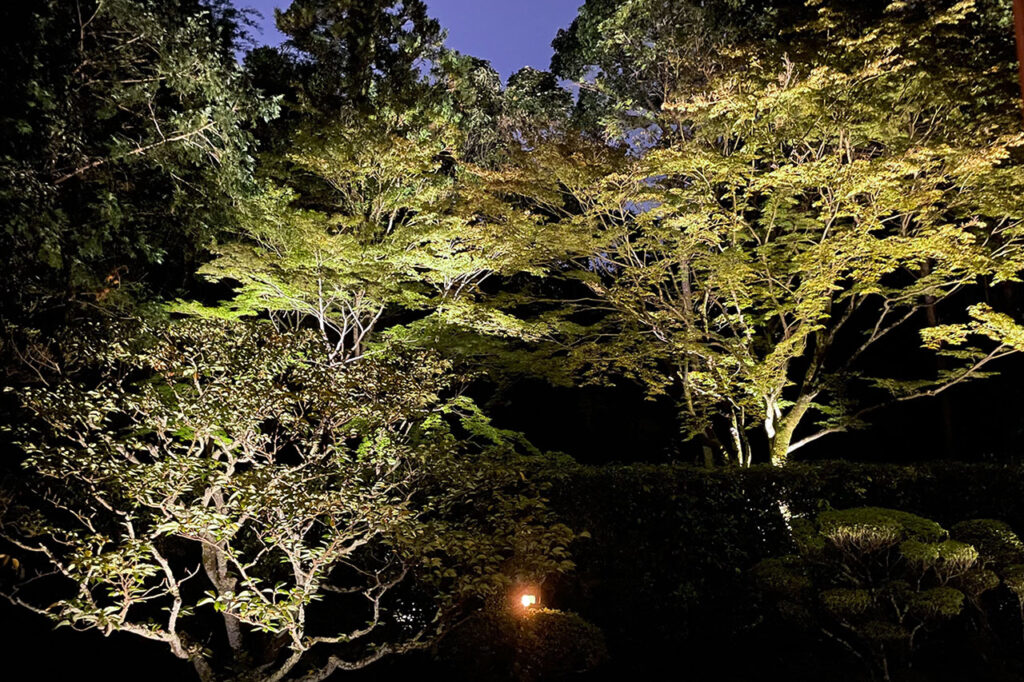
[765,394,816,532]
[202,542,244,655]
[202,488,244,656]
[729,408,753,467]
[766,394,815,467]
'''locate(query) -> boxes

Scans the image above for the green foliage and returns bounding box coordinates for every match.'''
[923,303,1024,353]
[543,0,1024,465]
[0,0,274,309]
[551,0,793,134]
[502,68,574,144]
[818,507,947,544]
[276,0,442,112]
[189,105,588,366]
[1,317,574,681]
[755,506,1023,678]
[429,55,572,166]
[951,519,1024,566]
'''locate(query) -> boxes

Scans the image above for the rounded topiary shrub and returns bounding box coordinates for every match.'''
[754,507,1024,680]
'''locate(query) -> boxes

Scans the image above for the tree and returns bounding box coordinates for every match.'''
[502,68,574,145]
[550,0,795,137]
[177,99,589,367]
[227,1,583,379]
[430,52,507,165]
[545,0,1024,465]
[429,54,573,166]
[1,317,574,682]
[275,0,442,113]
[0,0,274,312]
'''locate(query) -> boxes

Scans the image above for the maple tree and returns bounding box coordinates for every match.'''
[543,0,1024,464]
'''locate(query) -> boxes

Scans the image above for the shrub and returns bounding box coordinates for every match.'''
[437,607,606,681]
[755,507,1024,680]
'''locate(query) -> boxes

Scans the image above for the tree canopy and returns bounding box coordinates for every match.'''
[0,0,273,312]
[542,0,1024,464]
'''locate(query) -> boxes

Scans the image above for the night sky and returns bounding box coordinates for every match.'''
[235,0,584,80]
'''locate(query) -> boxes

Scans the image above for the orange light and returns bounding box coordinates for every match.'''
[520,593,537,608]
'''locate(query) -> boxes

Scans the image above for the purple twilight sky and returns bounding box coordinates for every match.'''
[235,1,584,80]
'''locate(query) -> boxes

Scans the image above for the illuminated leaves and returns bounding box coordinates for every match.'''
[4,319,574,679]
[544,0,1024,464]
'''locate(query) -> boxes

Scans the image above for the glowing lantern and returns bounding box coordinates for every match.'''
[519,593,537,608]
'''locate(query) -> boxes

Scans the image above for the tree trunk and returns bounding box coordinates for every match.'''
[202,542,244,654]
[767,394,814,467]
